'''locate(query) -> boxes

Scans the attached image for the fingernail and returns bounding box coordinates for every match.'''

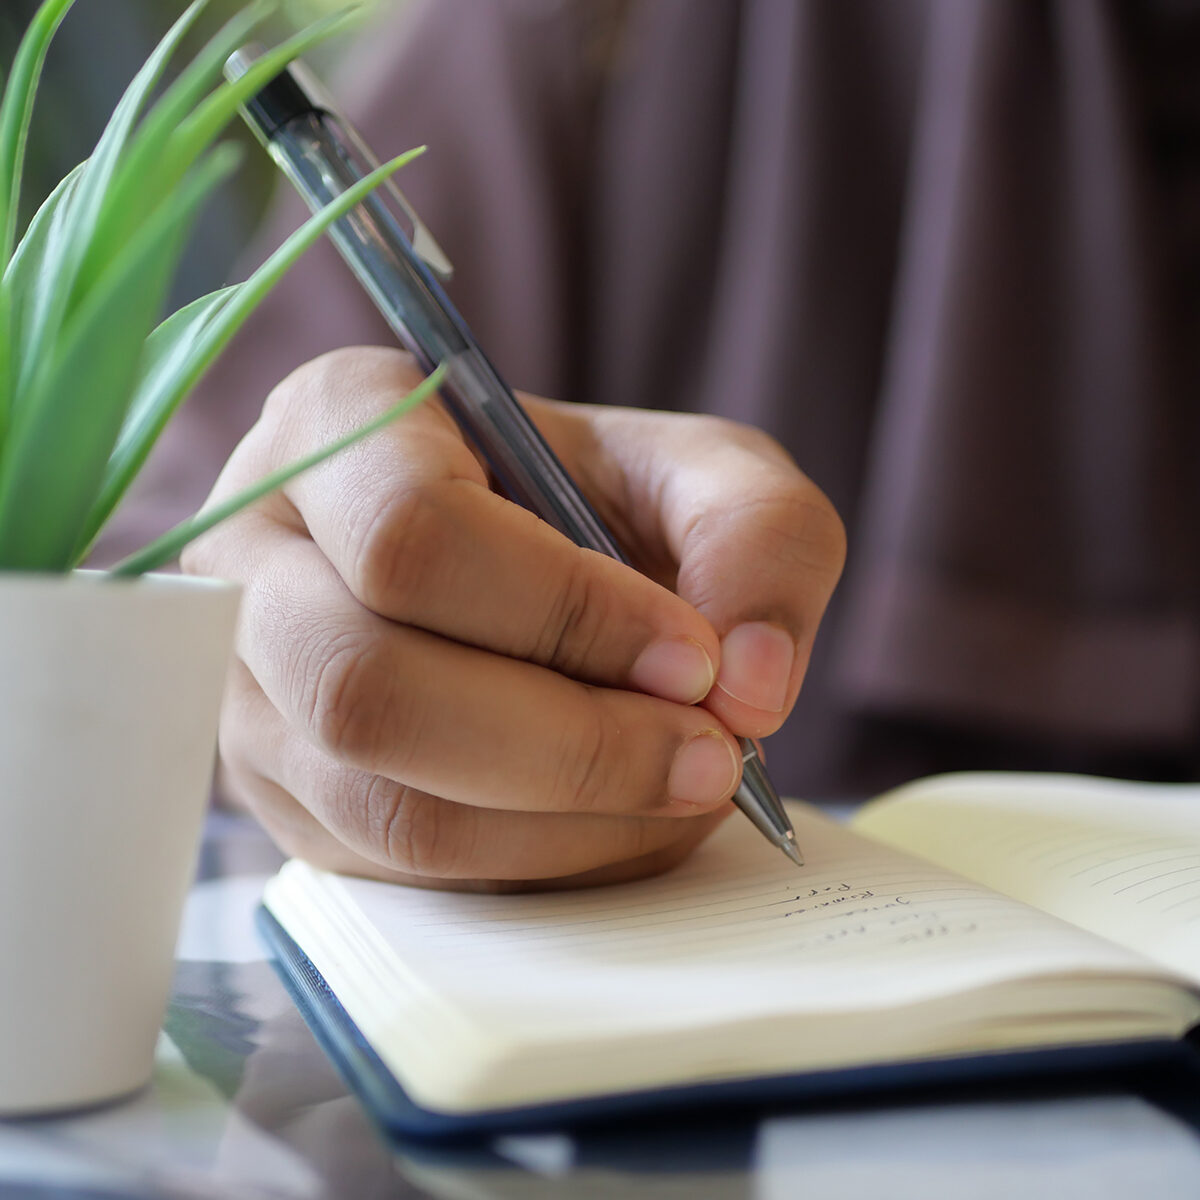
[629,637,715,704]
[716,622,795,713]
[667,731,741,808]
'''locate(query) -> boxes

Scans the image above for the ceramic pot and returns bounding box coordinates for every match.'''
[0,571,239,1114]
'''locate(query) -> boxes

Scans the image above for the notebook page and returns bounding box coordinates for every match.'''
[852,774,1200,983]
[293,802,1173,1047]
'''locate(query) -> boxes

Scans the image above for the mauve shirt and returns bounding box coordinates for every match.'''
[104,0,1200,798]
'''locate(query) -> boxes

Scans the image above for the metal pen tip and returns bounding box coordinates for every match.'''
[733,745,805,868]
[780,835,804,869]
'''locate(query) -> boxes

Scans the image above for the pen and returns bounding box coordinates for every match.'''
[226,48,804,869]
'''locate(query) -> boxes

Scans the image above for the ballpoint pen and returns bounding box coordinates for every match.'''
[226,47,804,868]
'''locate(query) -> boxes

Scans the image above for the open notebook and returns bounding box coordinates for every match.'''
[259,773,1200,1136]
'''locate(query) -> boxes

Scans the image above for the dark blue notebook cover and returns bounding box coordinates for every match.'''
[256,904,1200,1142]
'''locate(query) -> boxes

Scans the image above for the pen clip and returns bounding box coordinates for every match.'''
[283,58,456,282]
[227,46,455,282]
[387,187,454,282]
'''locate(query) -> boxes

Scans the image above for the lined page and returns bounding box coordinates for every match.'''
[289,803,1169,1045]
[852,774,1200,984]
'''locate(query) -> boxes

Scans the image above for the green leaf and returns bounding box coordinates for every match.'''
[83,0,211,207]
[0,159,84,442]
[0,285,10,454]
[9,0,215,405]
[3,158,85,293]
[0,2,383,574]
[80,146,425,553]
[85,4,359,294]
[2,159,84,404]
[109,363,447,576]
[56,2,214,344]
[74,0,276,300]
[0,0,77,265]
[65,284,236,562]
[129,286,237,434]
[0,145,241,571]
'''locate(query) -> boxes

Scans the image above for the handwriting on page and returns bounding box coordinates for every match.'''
[397,861,992,963]
[365,812,1130,1002]
[339,806,1160,1033]
[783,885,976,945]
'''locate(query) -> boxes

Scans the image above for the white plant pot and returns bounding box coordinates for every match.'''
[0,571,239,1114]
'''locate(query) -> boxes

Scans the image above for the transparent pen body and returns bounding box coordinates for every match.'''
[265,112,627,563]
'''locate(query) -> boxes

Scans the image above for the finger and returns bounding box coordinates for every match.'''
[534,401,847,739]
[220,670,729,885]
[196,515,744,818]
[258,347,723,706]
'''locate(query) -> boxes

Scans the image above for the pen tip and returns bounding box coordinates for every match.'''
[780,837,804,869]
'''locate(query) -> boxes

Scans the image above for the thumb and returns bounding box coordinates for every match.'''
[632,414,846,739]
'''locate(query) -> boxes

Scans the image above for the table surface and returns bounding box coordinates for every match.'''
[3,812,1200,1200]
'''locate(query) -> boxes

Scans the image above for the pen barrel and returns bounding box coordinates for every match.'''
[439,351,628,558]
[265,114,626,558]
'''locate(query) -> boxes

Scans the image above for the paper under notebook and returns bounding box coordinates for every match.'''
[260,773,1200,1131]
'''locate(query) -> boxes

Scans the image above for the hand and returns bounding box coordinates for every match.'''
[182,348,845,890]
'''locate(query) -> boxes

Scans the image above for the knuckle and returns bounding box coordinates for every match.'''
[181,444,290,582]
[216,698,251,773]
[259,364,313,429]
[315,762,379,842]
[535,550,612,675]
[216,761,305,851]
[696,413,793,470]
[180,511,248,579]
[728,476,846,579]
[213,755,257,815]
[179,533,213,579]
[680,415,847,580]
[332,344,423,392]
[690,479,846,582]
[214,665,262,773]
[378,785,469,878]
[547,696,626,813]
[260,347,423,448]
[348,482,448,616]
[300,628,398,767]
[260,800,344,868]
[791,484,847,578]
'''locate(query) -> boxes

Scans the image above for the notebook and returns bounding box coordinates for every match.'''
[258,772,1200,1138]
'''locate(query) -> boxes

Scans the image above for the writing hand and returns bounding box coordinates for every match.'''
[182,348,844,890]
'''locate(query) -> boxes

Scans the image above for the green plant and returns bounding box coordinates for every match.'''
[0,0,441,576]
